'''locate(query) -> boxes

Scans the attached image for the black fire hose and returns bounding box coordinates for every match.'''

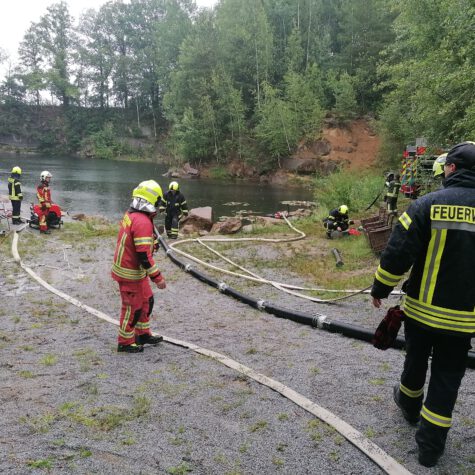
[159,236,475,369]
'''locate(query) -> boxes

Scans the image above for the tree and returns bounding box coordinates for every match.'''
[36,1,78,106]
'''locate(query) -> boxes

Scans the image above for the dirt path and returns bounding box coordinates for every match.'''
[0,225,473,474]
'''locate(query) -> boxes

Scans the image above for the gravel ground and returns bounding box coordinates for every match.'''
[0,224,473,475]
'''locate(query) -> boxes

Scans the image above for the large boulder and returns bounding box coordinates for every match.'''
[180,207,213,234]
[211,218,242,234]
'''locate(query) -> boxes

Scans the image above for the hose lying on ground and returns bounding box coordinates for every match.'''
[11,230,412,475]
[160,235,475,369]
[166,216,403,304]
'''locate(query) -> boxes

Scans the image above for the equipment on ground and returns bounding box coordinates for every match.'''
[29,203,63,229]
[332,248,344,267]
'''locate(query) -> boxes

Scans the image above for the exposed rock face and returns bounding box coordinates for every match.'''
[211,218,242,234]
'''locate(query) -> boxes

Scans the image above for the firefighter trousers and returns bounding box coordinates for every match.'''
[11,200,21,221]
[165,212,179,239]
[399,318,471,455]
[117,279,155,346]
[37,206,50,231]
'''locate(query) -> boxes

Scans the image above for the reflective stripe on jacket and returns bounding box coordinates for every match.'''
[159,190,188,217]
[8,177,23,200]
[111,210,161,283]
[372,169,475,336]
[37,183,51,206]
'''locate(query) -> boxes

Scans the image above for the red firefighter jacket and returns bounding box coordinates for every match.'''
[37,183,52,208]
[111,210,162,283]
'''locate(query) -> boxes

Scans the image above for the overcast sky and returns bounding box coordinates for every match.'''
[0,0,217,76]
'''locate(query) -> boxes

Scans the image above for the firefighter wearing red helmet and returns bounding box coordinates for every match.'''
[37,171,53,234]
[371,141,475,467]
[111,180,166,353]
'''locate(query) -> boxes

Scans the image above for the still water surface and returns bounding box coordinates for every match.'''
[0,154,313,220]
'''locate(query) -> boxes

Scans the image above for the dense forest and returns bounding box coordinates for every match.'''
[0,0,474,169]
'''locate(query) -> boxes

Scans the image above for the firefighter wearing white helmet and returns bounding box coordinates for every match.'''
[8,166,23,224]
[323,204,353,239]
[37,170,53,234]
[111,180,166,353]
[159,181,189,239]
[432,153,447,178]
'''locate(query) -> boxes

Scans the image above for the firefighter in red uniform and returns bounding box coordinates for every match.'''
[111,180,166,353]
[371,141,475,467]
[37,171,53,234]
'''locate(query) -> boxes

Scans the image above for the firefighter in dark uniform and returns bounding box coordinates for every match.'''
[384,172,401,215]
[160,181,188,239]
[323,204,352,239]
[8,166,23,224]
[371,141,475,467]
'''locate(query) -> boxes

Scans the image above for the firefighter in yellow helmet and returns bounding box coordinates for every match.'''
[432,153,447,178]
[159,181,188,239]
[323,204,352,239]
[8,166,23,224]
[111,180,166,353]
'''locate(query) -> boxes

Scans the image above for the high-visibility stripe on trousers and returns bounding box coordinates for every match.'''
[117,279,154,345]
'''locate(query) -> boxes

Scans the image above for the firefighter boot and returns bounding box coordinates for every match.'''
[117,343,144,353]
[415,418,448,467]
[136,333,163,345]
[393,384,420,424]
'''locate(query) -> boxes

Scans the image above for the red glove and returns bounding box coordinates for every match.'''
[372,306,404,350]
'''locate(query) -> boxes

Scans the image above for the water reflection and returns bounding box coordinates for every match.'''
[0,154,313,219]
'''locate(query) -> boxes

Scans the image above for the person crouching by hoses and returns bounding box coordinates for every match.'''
[111,180,166,353]
[160,181,188,239]
[323,204,353,239]
[8,166,23,224]
[37,170,53,234]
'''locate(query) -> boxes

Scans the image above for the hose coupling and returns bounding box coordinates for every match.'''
[312,314,327,329]
[165,249,173,256]
[184,263,193,272]
[256,299,267,311]
[218,282,228,293]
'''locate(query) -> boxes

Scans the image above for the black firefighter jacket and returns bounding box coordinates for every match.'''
[160,190,188,218]
[371,169,475,337]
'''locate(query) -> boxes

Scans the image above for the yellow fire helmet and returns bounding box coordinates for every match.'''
[169,181,179,191]
[132,180,163,208]
[432,153,447,177]
[338,204,349,215]
[11,166,22,175]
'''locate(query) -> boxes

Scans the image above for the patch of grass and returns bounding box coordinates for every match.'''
[364,427,376,438]
[40,354,58,366]
[19,370,35,378]
[328,450,340,462]
[272,457,285,467]
[249,420,268,432]
[277,413,289,421]
[27,458,54,469]
[239,442,249,453]
[20,345,34,351]
[167,462,193,474]
[245,347,257,355]
[369,378,385,386]
[379,362,390,372]
[74,348,102,372]
[79,448,92,458]
[20,412,56,434]
[309,366,320,375]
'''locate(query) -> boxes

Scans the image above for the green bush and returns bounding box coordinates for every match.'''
[314,169,382,217]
